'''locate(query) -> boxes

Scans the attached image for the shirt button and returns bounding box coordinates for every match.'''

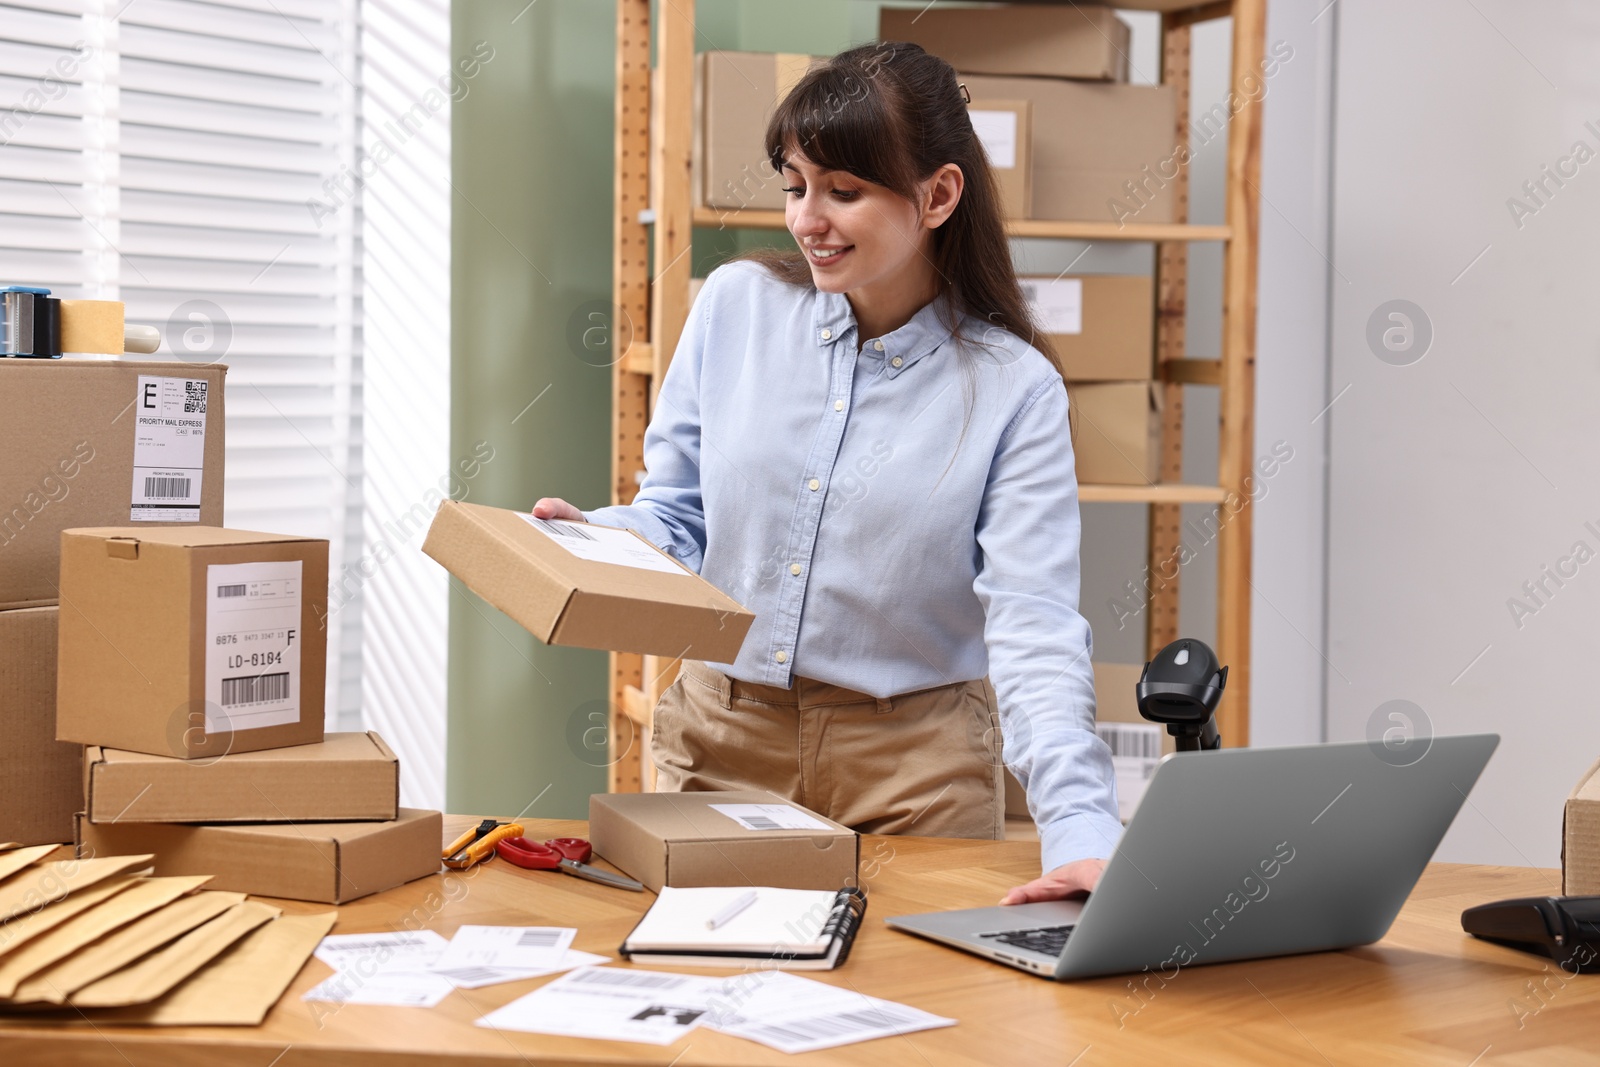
[891,356,903,368]
[820,328,832,340]
[874,340,884,351]
[775,650,788,664]
[789,563,802,576]
[833,399,844,411]
[808,478,820,491]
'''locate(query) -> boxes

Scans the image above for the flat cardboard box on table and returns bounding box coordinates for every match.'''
[1564,757,1600,894]
[423,500,754,662]
[590,790,858,893]
[0,606,82,845]
[56,526,329,759]
[880,5,1131,82]
[1020,274,1154,381]
[957,74,1180,224]
[1070,382,1162,486]
[76,808,443,904]
[0,360,227,611]
[83,732,399,824]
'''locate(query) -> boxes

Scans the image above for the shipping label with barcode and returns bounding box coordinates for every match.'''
[710,803,832,833]
[1020,278,1083,335]
[131,375,208,521]
[204,559,302,734]
[518,513,684,575]
[1096,722,1164,822]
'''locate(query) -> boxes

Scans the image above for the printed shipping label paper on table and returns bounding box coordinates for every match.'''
[519,515,683,575]
[476,967,721,1046]
[432,925,576,972]
[131,375,208,522]
[703,970,957,1054]
[205,560,302,735]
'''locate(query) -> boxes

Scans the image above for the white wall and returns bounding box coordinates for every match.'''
[1325,1,1600,866]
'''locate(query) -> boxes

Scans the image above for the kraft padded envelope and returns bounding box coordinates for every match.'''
[69,900,280,1007]
[0,878,139,962]
[0,846,63,885]
[97,911,337,1027]
[15,890,246,1004]
[0,876,211,998]
[0,856,155,923]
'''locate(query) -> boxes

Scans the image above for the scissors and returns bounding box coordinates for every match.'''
[494,835,644,892]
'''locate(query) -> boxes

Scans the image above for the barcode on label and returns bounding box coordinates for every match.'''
[216,584,247,598]
[221,672,290,706]
[740,816,780,831]
[1096,722,1163,760]
[326,936,428,952]
[529,517,596,542]
[568,969,687,990]
[741,1004,927,1044]
[435,967,503,982]
[515,929,563,948]
[144,475,192,500]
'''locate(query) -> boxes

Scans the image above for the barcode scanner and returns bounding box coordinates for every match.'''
[1137,638,1228,752]
[1461,896,1600,973]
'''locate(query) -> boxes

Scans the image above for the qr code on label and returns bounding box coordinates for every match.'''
[185,381,208,413]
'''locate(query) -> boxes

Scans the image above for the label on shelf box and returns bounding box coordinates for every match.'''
[1019,278,1082,335]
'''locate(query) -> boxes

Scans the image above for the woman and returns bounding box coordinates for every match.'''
[535,42,1121,904]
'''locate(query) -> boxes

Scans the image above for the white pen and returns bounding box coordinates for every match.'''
[706,890,758,930]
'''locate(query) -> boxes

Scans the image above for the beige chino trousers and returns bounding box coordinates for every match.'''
[650,659,1006,841]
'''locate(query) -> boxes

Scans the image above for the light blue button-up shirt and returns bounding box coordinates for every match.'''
[583,260,1123,871]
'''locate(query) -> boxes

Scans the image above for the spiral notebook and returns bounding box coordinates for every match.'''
[619,886,867,970]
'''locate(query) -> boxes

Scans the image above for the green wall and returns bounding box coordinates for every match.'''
[448,1,901,819]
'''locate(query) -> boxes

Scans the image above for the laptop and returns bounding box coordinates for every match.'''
[885,733,1498,979]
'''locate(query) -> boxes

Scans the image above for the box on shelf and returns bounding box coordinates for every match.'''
[423,500,754,662]
[881,5,1130,82]
[957,74,1179,224]
[1564,757,1600,894]
[56,526,329,759]
[969,99,1032,219]
[590,790,858,893]
[698,51,822,213]
[1019,274,1153,380]
[76,808,443,904]
[0,606,82,845]
[1070,382,1162,486]
[0,361,227,611]
[83,732,399,825]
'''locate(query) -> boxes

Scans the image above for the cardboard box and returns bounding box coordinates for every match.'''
[590,790,858,893]
[83,732,399,825]
[76,808,442,904]
[698,51,821,212]
[423,500,754,662]
[1564,757,1600,894]
[1020,275,1153,380]
[881,5,1130,82]
[56,526,329,759]
[958,74,1179,224]
[0,607,82,844]
[969,99,1032,219]
[1070,381,1162,486]
[0,361,227,611]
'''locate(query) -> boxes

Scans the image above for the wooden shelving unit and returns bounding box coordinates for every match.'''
[606,0,1265,792]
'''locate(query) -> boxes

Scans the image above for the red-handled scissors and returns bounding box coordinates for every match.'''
[494,836,645,892]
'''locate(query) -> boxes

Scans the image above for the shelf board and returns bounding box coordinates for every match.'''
[691,207,1229,243]
[1079,483,1227,504]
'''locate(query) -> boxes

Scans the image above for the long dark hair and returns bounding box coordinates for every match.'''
[735,41,1062,380]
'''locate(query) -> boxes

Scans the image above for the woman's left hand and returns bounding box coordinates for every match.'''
[1000,858,1107,904]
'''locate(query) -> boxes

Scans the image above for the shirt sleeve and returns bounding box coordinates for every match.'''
[580,271,716,572]
[973,374,1125,873]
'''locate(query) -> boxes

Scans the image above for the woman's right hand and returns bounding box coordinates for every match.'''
[531,497,586,522]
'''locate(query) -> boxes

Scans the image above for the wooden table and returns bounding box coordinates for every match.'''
[2,815,1594,1066]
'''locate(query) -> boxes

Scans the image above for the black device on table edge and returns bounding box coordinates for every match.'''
[1461,895,1600,973]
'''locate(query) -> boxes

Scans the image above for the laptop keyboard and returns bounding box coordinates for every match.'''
[980,924,1073,957]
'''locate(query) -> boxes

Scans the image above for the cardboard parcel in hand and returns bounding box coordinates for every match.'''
[423,501,754,662]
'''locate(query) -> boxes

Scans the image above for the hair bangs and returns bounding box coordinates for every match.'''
[765,66,914,197]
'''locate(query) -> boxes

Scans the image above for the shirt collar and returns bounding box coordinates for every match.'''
[811,286,959,378]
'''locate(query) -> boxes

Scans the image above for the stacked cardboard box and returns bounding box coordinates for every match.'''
[0,360,227,845]
[55,524,442,903]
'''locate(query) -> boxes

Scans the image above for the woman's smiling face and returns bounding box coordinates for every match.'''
[780,147,928,297]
